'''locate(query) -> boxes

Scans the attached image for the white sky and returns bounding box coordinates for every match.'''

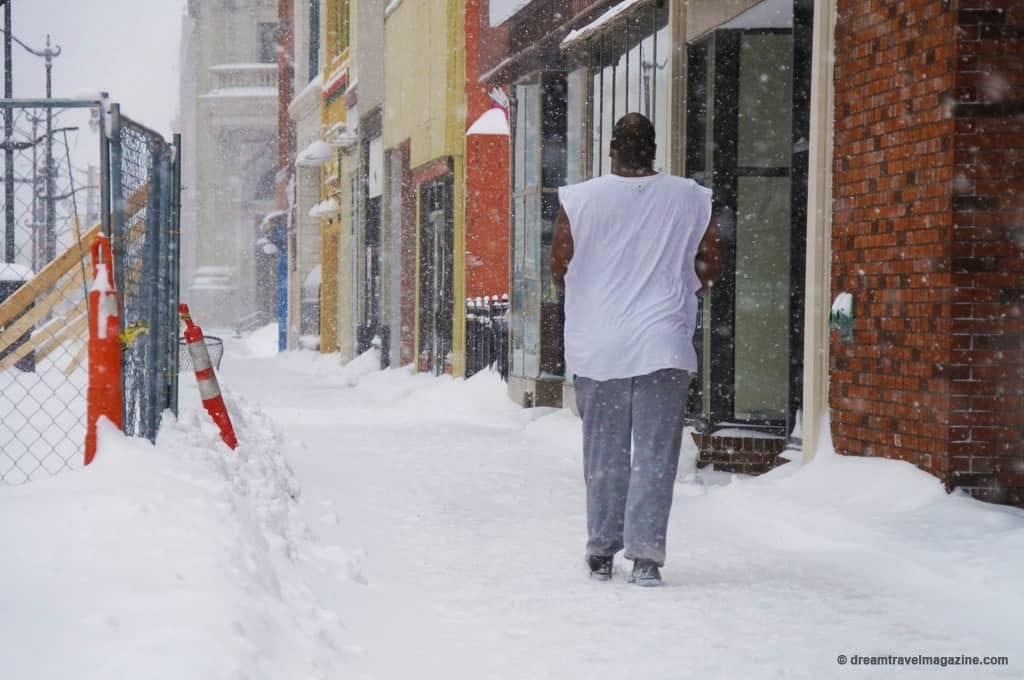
[10,0,186,137]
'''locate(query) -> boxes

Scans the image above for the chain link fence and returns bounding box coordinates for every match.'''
[1,99,180,484]
[112,110,180,442]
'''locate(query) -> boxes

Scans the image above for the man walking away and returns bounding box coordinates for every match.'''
[551,113,723,586]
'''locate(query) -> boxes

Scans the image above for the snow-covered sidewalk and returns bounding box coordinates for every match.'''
[3,326,1024,679]
[221,329,1023,680]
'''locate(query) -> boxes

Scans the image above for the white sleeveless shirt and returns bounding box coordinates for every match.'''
[557,173,712,381]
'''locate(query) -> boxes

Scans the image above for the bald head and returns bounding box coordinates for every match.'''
[610,113,656,171]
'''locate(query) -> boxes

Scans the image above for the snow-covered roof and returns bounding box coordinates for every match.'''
[466,108,510,136]
[296,140,335,167]
[0,262,34,282]
[562,0,648,48]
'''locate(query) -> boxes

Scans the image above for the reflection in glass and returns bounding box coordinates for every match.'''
[566,69,585,185]
[522,83,540,189]
[738,34,794,168]
[734,176,791,420]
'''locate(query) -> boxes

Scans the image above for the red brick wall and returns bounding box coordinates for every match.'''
[831,0,1024,507]
[831,0,958,479]
[949,0,1024,504]
[465,0,511,299]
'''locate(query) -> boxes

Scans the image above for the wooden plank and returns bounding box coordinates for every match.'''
[63,339,89,376]
[0,182,151,329]
[0,268,86,357]
[0,299,87,373]
[0,223,99,329]
[124,183,149,218]
[34,312,88,366]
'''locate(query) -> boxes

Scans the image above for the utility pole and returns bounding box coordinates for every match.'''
[41,34,59,263]
[3,0,14,264]
[0,14,62,268]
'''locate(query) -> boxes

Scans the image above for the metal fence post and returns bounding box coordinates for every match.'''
[142,138,162,440]
[169,134,182,417]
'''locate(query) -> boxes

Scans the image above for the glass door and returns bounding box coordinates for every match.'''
[686,0,812,435]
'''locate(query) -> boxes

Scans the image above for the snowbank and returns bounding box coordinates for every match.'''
[6,338,1024,679]
[0,396,361,679]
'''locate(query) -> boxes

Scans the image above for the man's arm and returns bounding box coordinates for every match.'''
[551,205,574,287]
[696,213,724,296]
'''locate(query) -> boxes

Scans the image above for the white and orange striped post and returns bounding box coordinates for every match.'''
[179,303,238,450]
[85,234,124,465]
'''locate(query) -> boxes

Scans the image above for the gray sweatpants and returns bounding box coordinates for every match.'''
[574,368,690,567]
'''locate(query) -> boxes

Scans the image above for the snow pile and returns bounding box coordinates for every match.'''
[7,334,1024,679]
[242,322,280,358]
[0,397,360,680]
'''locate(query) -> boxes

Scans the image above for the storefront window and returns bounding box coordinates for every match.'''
[509,74,569,382]
[511,81,541,378]
[684,0,813,433]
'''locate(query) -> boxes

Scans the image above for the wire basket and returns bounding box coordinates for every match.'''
[178,336,224,372]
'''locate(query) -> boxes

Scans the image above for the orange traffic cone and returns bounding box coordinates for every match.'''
[85,234,123,465]
[179,304,238,449]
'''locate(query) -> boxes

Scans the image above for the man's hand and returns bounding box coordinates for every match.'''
[696,213,724,296]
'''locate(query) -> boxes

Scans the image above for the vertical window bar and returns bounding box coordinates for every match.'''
[651,11,657,126]
[624,25,629,116]
[597,44,604,176]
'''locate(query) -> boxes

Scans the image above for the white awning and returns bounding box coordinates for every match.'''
[258,209,287,232]
[296,139,335,167]
[561,0,648,48]
[466,108,510,136]
[308,197,341,218]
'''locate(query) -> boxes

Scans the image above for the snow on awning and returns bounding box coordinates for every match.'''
[296,139,335,167]
[561,0,649,49]
[259,209,287,232]
[466,108,510,136]
[308,198,341,218]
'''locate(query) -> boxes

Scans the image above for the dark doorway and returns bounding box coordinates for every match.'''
[358,193,382,353]
[418,176,454,375]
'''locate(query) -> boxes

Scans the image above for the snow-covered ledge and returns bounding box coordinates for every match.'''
[289,74,323,122]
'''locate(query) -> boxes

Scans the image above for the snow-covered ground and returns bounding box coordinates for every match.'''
[3,324,1024,679]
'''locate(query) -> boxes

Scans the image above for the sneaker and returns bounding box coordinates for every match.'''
[629,559,662,587]
[586,554,613,581]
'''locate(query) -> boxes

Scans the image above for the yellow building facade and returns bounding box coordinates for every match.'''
[317,0,352,356]
[383,0,467,375]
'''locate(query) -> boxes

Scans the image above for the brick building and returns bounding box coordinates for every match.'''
[830,0,1024,504]
[480,0,1024,507]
